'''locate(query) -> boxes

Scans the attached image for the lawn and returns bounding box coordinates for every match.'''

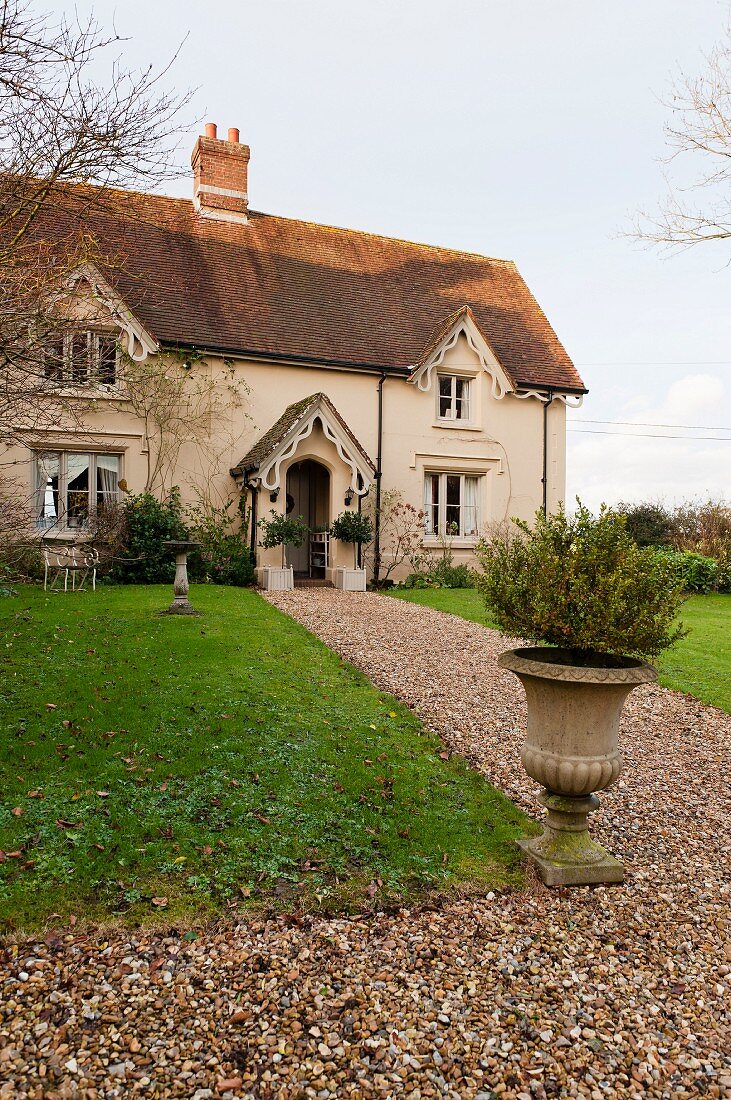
[391,588,731,714]
[0,585,530,930]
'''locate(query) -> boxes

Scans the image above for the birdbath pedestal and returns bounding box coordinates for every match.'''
[163,540,200,615]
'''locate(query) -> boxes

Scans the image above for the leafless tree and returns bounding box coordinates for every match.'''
[117,353,250,497]
[0,0,190,457]
[632,23,731,250]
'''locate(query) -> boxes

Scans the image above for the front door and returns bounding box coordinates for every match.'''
[285,460,330,576]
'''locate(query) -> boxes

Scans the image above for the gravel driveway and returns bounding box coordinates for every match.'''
[1,589,729,1099]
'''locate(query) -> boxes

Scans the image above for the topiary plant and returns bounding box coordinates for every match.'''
[329,510,373,567]
[475,502,687,665]
[258,510,309,568]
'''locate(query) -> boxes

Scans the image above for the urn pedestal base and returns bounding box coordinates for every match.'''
[518,789,624,886]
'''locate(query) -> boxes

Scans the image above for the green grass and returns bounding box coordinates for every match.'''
[391,587,731,714]
[0,585,531,930]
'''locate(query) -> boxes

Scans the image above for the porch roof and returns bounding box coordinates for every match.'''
[232,392,376,484]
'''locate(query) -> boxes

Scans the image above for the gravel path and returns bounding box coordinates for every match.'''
[2,590,730,1099]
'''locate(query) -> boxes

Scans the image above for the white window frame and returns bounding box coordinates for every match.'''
[43,330,119,389]
[34,450,122,534]
[436,374,472,423]
[423,472,481,540]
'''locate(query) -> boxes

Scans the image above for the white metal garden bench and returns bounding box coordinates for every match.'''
[43,546,99,592]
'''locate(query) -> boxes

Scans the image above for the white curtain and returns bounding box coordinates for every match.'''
[97,454,119,507]
[463,476,478,536]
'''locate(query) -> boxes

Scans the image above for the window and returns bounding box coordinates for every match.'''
[43,331,118,387]
[34,451,121,531]
[437,374,470,421]
[423,473,480,538]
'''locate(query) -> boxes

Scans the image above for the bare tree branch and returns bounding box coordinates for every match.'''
[631,23,731,250]
[0,0,192,456]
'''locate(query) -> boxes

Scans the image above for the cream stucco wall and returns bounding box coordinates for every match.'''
[4,329,568,582]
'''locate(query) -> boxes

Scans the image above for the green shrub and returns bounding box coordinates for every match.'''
[186,497,254,587]
[401,541,475,590]
[109,489,190,584]
[717,548,731,593]
[618,501,673,547]
[658,549,718,594]
[258,510,309,568]
[475,502,687,664]
[330,510,373,567]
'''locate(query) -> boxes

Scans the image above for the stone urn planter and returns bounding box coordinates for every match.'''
[261,565,294,591]
[334,566,367,592]
[498,647,657,885]
[162,539,201,615]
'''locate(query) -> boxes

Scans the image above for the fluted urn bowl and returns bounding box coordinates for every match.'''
[498,647,657,886]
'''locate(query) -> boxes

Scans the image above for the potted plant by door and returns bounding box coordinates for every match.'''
[257,510,309,591]
[476,502,686,886]
[330,510,373,591]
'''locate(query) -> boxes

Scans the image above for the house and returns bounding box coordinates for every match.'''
[7,123,586,584]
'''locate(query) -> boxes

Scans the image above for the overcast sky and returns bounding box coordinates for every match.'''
[61,0,731,510]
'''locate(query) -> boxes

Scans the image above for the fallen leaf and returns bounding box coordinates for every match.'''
[96,791,109,798]
[55,819,80,829]
[93,843,105,851]
[62,720,72,729]
[439,751,450,761]
[151,897,168,908]
[388,711,397,718]
[45,703,57,711]
[253,813,271,826]
[366,881,379,897]
[27,790,43,799]
[11,807,22,817]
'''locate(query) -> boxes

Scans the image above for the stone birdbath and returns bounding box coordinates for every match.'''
[162,540,200,615]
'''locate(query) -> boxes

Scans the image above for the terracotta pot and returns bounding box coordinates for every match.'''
[498,647,656,886]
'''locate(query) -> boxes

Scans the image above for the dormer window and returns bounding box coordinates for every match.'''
[43,331,118,387]
[437,374,470,421]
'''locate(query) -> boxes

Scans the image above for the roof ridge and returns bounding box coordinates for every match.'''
[42,177,518,267]
[245,209,517,267]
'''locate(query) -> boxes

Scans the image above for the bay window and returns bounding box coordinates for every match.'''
[423,473,480,538]
[437,374,471,421]
[35,451,121,531]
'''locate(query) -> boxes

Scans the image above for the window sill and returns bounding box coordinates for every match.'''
[422,536,479,550]
[432,420,482,432]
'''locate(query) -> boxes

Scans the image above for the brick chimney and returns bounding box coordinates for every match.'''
[191,123,250,224]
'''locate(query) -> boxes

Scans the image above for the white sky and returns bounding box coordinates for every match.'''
[59,0,731,510]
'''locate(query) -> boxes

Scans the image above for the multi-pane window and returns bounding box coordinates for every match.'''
[423,473,480,538]
[43,331,118,387]
[35,451,121,531]
[437,375,470,421]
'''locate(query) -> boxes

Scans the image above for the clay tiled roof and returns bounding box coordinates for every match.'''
[34,186,586,392]
[233,393,375,476]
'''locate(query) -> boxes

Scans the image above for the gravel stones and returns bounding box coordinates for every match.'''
[1,589,729,1098]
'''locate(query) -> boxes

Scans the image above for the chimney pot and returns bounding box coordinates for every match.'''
[204,122,217,139]
[228,127,240,143]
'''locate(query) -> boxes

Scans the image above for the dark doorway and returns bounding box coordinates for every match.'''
[285,460,330,577]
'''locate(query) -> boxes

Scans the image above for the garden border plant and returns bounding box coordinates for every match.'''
[476,502,687,886]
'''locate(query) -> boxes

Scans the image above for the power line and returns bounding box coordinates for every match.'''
[568,428,731,441]
[575,361,731,367]
[571,418,731,431]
